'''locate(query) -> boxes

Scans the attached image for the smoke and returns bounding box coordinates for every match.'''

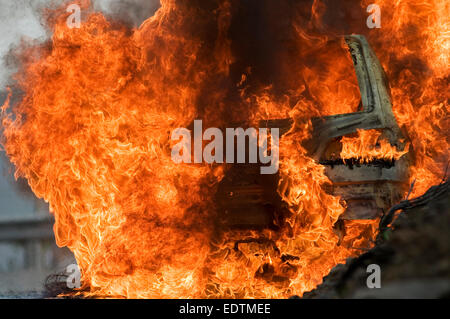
[94,0,160,26]
[0,0,48,90]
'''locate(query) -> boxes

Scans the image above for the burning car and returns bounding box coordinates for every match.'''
[0,0,448,298]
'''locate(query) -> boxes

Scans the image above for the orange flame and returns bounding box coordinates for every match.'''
[1,0,448,298]
[361,0,449,196]
[340,129,410,163]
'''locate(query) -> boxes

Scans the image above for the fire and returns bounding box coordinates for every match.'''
[360,0,449,196]
[340,129,410,163]
[1,0,448,298]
